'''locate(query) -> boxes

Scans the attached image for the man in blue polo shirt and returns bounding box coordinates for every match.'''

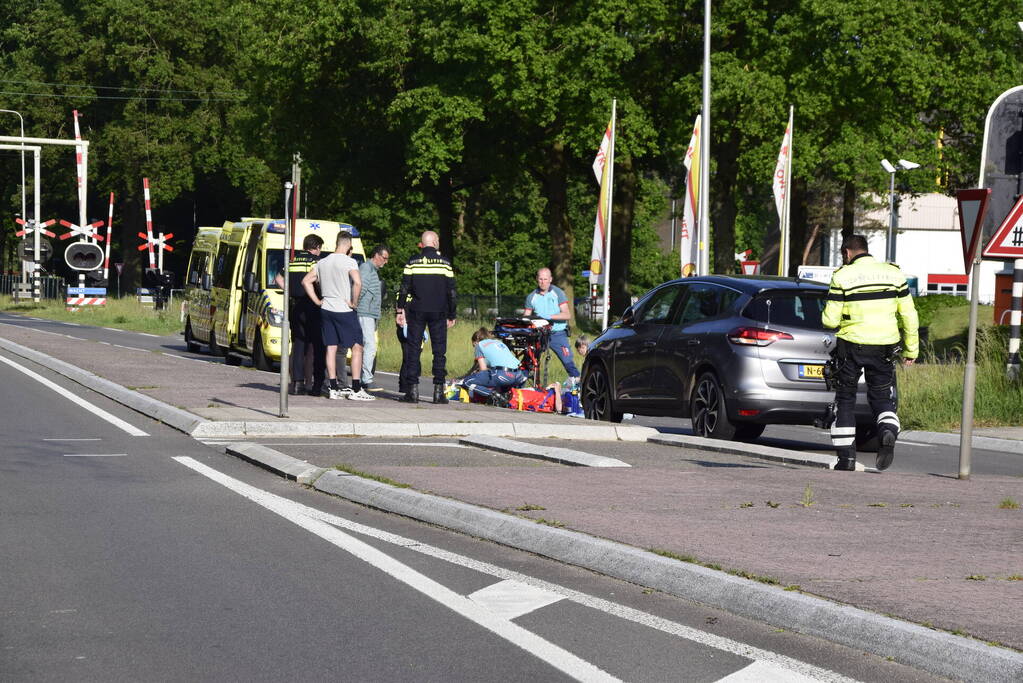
[523,267,580,385]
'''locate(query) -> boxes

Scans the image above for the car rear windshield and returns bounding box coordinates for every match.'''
[743,290,826,330]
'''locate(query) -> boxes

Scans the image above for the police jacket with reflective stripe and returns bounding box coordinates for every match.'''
[285,252,319,299]
[821,254,920,359]
[396,246,457,318]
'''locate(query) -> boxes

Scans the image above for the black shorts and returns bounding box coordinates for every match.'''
[321,309,363,348]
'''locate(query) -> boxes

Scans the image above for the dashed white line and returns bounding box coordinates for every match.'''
[0,354,148,436]
[174,457,852,682]
[174,456,619,683]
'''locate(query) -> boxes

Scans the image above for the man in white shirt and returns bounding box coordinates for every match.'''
[302,231,374,401]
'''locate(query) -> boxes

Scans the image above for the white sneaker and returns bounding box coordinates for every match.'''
[328,386,353,400]
[347,389,376,401]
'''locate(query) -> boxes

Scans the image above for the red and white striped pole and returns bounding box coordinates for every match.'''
[142,177,156,268]
[72,110,88,240]
[103,192,114,282]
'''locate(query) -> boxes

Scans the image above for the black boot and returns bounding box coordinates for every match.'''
[433,384,448,404]
[288,381,304,396]
[399,385,419,403]
[834,448,857,471]
[876,427,897,471]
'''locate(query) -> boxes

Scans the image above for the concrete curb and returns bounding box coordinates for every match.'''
[900,429,1023,455]
[459,435,630,468]
[191,420,655,441]
[225,443,326,485]
[648,433,863,470]
[258,450,1020,683]
[0,336,208,435]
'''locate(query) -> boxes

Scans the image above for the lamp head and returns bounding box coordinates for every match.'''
[897,159,920,170]
[880,159,896,173]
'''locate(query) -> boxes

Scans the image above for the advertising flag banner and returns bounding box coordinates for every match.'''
[680,115,701,277]
[773,107,794,275]
[590,119,613,284]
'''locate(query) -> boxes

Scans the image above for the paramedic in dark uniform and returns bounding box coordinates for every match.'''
[396,230,457,404]
[822,234,919,472]
[275,233,325,395]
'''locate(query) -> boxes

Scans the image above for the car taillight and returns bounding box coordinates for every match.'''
[727,326,794,346]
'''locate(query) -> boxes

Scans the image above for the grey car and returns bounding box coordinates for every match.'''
[581,275,875,444]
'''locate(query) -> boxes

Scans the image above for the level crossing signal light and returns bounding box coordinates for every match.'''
[64,242,104,271]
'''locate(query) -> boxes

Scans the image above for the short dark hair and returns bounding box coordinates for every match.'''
[841,234,869,253]
[302,234,324,251]
[371,244,390,259]
[336,231,352,248]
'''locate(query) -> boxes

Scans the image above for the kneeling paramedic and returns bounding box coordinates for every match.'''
[822,234,919,472]
[460,327,527,400]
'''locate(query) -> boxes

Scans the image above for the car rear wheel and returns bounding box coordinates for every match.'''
[690,372,740,441]
[583,365,622,423]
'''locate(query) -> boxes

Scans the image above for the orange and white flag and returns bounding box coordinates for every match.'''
[680,115,701,277]
[590,118,613,284]
[773,110,792,220]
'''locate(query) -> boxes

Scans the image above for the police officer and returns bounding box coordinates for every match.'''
[275,233,325,395]
[822,234,919,471]
[396,230,456,404]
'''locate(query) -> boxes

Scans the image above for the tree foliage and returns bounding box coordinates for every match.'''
[0,0,1020,306]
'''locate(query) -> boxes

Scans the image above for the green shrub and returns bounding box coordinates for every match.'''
[914,293,968,328]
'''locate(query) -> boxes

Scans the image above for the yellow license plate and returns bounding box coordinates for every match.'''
[799,364,824,379]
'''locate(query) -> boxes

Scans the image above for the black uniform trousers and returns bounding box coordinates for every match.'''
[401,310,449,388]
[290,298,325,388]
[830,338,899,452]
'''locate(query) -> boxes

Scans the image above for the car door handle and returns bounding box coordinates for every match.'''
[643,340,658,347]
[687,339,700,345]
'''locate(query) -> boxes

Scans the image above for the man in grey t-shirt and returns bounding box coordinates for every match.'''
[302,231,374,401]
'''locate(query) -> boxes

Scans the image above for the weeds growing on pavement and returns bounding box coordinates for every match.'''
[515,503,546,511]
[998,498,1019,509]
[333,464,409,488]
[0,295,182,336]
[799,484,815,508]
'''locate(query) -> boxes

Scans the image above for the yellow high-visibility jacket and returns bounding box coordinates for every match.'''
[821,254,919,359]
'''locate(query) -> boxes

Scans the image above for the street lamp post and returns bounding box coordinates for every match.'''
[880,158,920,263]
[0,109,27,222]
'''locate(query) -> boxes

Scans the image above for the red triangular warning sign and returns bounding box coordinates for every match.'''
[982,194,1023,260]
[956,189,991,272]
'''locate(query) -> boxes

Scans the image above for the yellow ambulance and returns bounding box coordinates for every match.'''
[181,226,223,353]
[200,218,366,369]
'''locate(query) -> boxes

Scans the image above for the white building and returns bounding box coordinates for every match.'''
[824,193,1002,303]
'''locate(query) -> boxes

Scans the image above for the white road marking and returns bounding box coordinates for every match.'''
[110,344,148,352]
[174,456,619,683]
[0,355,148,436]
[136,332,159,337]
[892,441,930,448]
[718,659,824,682]
[63,453,127,457]
[468,579,564,620]
[175,458,852,682]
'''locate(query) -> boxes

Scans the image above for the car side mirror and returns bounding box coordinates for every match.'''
[620,307,635,326]
[243,272,258,292]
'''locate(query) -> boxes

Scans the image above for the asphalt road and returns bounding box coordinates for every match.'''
[0,343,946,682]
[1,311,1017,478]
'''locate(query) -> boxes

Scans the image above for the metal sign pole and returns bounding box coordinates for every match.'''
[959,259,982,480]
[279,181,293,418]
